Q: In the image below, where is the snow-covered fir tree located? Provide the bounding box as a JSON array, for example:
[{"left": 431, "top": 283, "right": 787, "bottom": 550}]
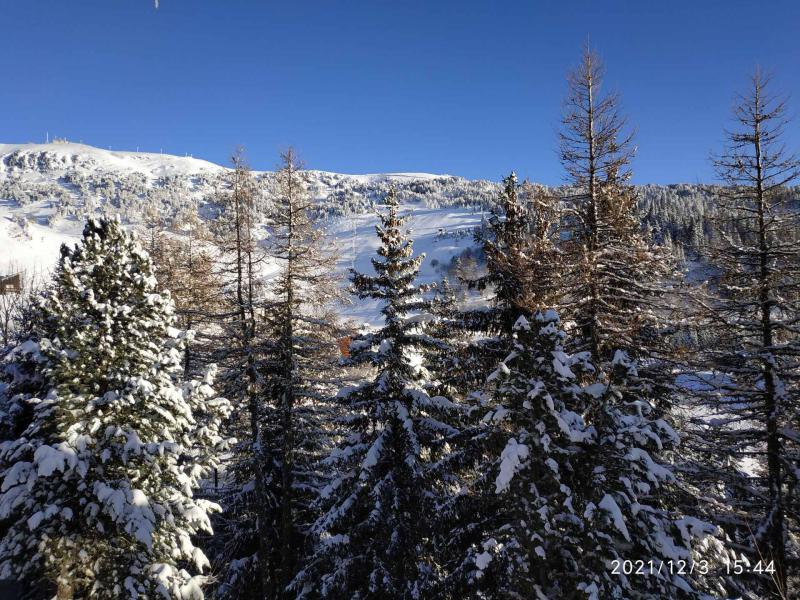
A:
[
  {"left": 469, "top": 173, "right": 561, "bottom": 315},
  {"left": 446, "top": 311, "right": 731, "bottom": 599},
  {"left": 573, "top": 350, "right": 731, "bottom": 599},
  {"left": 0, "top": 299, "right": 48, "bottom": 446},
  {"left": 443, "top": 311, "right": 592, "bottom": 598},
  {"left": 0, "top": 218, "right": 231, "bottom": 599},
  {"left": 292, "top": 188, "right": 458, "bottom": 599}
]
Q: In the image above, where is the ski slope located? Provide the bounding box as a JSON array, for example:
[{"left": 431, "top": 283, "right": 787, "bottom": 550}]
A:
[{"left": 329, "top": 204, "right": 483, "bottom": 326}]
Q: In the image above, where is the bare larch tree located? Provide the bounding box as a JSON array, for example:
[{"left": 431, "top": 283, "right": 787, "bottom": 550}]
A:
[
  {"left": 260, "top": 149, "right": 341, "bottom": 599},
  {"left": 559, "top": 45, "right": 672, "bottom": 364},
  {"left": 698, "top": 69, "right": 800, "bottom": 598}
]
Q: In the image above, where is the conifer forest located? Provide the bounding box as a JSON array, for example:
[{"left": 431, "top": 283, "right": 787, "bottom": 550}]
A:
[{"left": 0, "top": 4, "right": 798, "bottom": 599}]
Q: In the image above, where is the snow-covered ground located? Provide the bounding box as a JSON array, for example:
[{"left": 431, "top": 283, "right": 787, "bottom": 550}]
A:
[
  {"left": 0, "top": 142, "right": 223, "bottom": 182},
  {"left": 0, "top": 198, "right": 83, "bottom": 274}
]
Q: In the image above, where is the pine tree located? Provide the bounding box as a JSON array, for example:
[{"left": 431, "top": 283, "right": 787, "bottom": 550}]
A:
[
  {"left": 293, "top": 189, "right": 457, "bottom": 599},
  {"left": 0, "top": 218, "right": 230, "bottom": 599},
  {"left": 559, "top": 45, "right": 672, "bottom": 364},
  {"left": 258, "top": 149, "right": 342, "bottom": 599},
  {"left": 691, "top": 69, "right": 800, "bottom": 598},
  {"left": 473, "top": 173, "right": 561, "bottom": 318}
]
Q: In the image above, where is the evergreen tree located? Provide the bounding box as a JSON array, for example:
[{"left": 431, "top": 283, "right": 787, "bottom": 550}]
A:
[
  {"left": 443, "top": 172, "right": 562, "bottom": 393},
  {"left": 0, "top": 295, "right": 47, "bottom": 445},
  {"left": 573, "top": 351, "right": 731, "bottom": 600},
  {"left": 447, "top": 312, "right": 730, "bottom": 599},
  {"left": 293, "top": 189, "right": 457, "bottom": 599},
  {"left": 0, "top": 218, "right": 230, "bottom": 599},
  {"left": 473, "top": 173, "right": 561, "bottom": 316},
  {"left": 444, "top": 311, "right": 592, "bottom": 599}
]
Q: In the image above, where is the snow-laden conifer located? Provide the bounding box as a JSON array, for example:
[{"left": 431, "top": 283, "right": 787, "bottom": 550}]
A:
[
  {"left": 446, "top": 311, "right": 592, "bottom": 598},
  {"left": 293, "top": 188, "right": 458, "bottom": 599},
  {"left": 0, "top": 218, "right": 231, "bottom": 599},
  {"left": 449, "top": 311, "right": 731, "bottom": 599},
  {"left": 442, "top": 172, "right": 562, "bottom": 393},
  {"left": 573, "top": 351, "right": 731, "bottom": 599}
]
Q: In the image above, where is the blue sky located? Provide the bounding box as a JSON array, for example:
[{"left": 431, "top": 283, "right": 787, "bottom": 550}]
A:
[{"left": 2, "top": 0, "right": 798, "bottom": 183}]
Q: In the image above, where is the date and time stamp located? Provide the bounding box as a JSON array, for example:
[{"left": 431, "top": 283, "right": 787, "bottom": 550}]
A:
[{"left": 610, "top": 558, "right": 776, "bottom": 577}]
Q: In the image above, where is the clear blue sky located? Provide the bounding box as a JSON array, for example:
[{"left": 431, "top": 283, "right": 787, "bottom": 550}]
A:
[{"left": 2, "top": 0, "right": 798, "bottom": 183}]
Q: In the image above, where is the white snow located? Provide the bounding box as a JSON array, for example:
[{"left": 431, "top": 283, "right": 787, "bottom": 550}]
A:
[
  {"left": 0, "top": 142, "right": 223, "bottom": 179},
  {"left": 625, "top": 447, "right": 673, "bottom": 483},
  {"left": 495, "top": 438, "right": 529, "bottom": 493},
  {"left": 552, "top": 352, "right": 575, "bottom": 379},
  {"left": 597, "top": 493, "right": 630, "bottom": 541},
  {"left": 474, "top": 551, "right": 492, "bottom": 570},
  {"left": 33, "top": 443, "right": 78, "bottom": 477},
  {"left": 513, "top": 315, "right": 531, "bottom": 331},
  {"left": 361, "top": 430, "right": 387, "bottom": 472}
]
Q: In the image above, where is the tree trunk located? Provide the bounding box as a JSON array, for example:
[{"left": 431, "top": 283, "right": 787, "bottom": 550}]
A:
[
  {"left": 754, "top": 103, "right": 786, "bottom": 597},
  {"left": 57, "top": 561, "right": 73, "bottom": 600}
]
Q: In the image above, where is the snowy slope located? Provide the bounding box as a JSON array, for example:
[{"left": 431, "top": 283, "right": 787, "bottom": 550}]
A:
[
  {"left": 0, "top": 142, "right": 487, "bottom": 323},
  {"left": 0, "top": 200, "right": 79, "bottom": 274},
  {"left": 0, "top": 141, "right": 724, "bottom": 324},
  {"left": 330, "top": 205, "right": 483, "bottom": 326}
]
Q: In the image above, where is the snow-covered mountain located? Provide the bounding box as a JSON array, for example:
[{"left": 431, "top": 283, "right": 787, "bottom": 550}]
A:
[
  {"left": 0, "top": 142, "right": 223, "bottom": 179},
  {"left": 0, "top": 142, "right": 496, "bottom": 324},
  {"left": 0, "top": 141, "right": 736, "bottom": 323},
  {"left": 0, "top": 141, "right": 488, "bottom": 240}
]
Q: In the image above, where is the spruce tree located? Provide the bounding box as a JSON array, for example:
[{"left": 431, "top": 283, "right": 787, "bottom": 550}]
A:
[
  {"left": 0, "top": 218, "right": 230, "bottom": 599},
  {"left": 448, "top": 312, "right": 731, "bottom": 599},
  {"left": 573, "top": 351, "right": 731, "bottom": 599},
  {"left": 0, "top": 308, "right": 47, "bottom": 445},
  {"left": 293, "top": 189, "right": 457, "bottom": 599},
  {"left": 445, "top": 311, "right": 593, "bottom": 599}
]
